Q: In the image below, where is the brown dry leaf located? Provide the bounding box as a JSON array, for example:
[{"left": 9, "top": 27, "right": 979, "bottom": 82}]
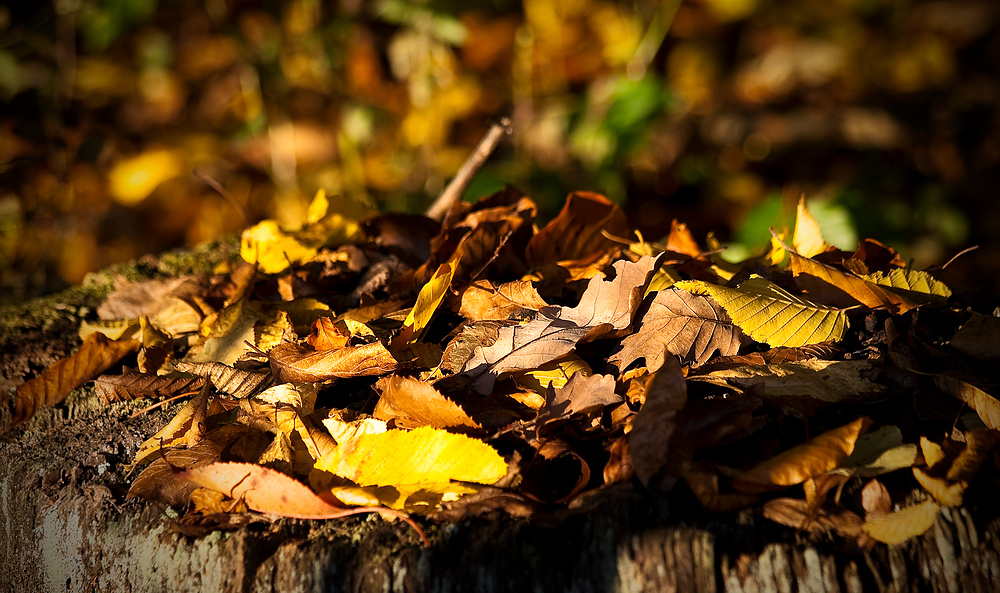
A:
[
  {"left": 457, "top": 279, "right": 548, "bottom": 321},
  {"left": 93, "top": 370, "right": 204, "bottom": 403},
  {"left": 138, "top": 316, "right": 173, "bottom": 373},
  {"left": 861, "top": 479, "right": 892, "bottom": 517},
  {"left": 681, "top": 461, "right": 760, "bottom": 513},
  {"left": 934, "top": 374, "right": 1000, "bottom": 430},
  {"left": 525, "top": 191, "right": 629, "bottom": 268},
  {"left": 460, "top": 255, "right": 662, "bottom": 393},
  {"left": 148, "top": 296, "right": 204, "bottom": 337},
  {"left": 949, "top": 313, "right": 1000, "bottom": 361},
  {"left": 629, "top": 357, "right": 687, "bottom": 491},
  {"left": 126, "top": 429, "right": 240, "bottom": 506},
  {"left": 269, "top": 340, "right": 398, "bottom": 383},
  {"left": 374, "top": 375, "right": 480, "bottom": 430},
  {"left": 537, "top": 372, "right": 620, "bottom": 426},
  {"left": 690, "top": 359, "right": 884, "bottom": 403},
  {"left": 520, "top": 439, "right": 591, "bottom": 503},
  {"left": 733, "top": 417, "right": 872, "bottom": 493},
  {"left": 172, "top": 360, "right": 272, "bottom": 399},
  {"left": 611, "top": 286, "right": 743, "bottom": 371},
  {"left": 98, "top": 275, "right": 203, "bottom": 320},
  {"left": 129, "top": 384, "right": 216, "bottom": 469},
  {"left": 14, "top": 333, "right": 140, "bottom": 425},
  {"left": 762, "top": 498, "right": 863, "bottom": 538},
  {"left": 775, "top": 232, "right": 916, "bottom": 312},
  {"left": 307, "top": 317, "right": 350, "bottom": 351},
  {"left": 862, "top": 500, "right": 940, "bottom": 544},
  {"left": 176, "top": 461, "right": 399, "bottom": 521},
  {"left": 947, "top": 429, "right": 1000, "bottom": 483}
]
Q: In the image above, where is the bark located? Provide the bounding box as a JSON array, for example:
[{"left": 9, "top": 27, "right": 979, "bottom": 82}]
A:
[{"left": 2, "top": 244, "right": 1000, "bottom": 593}]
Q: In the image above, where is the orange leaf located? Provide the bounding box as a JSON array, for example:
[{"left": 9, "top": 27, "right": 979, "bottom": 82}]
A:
[
  {"left": 374, "top": 375, "right": 480, "bottom": 430},
  {"left": 14, "top": 333, "right": 140, "bottom": 425},
  {"left": 733, "top": 417, "right": 871, "bottom": 492}
]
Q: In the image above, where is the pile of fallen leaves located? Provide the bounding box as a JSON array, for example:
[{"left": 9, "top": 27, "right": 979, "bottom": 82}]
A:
[{"left": 13, "top": 188, "right": 1000, "bottom": 547}]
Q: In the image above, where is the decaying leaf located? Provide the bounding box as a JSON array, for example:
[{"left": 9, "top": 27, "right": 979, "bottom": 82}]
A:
[
  {"left": 675, "top": 276, "right": 848, "bottom": 347},
  {"left": 762, "top": 497, "right": 863, "bottom": 538},
  {"left": 457, "top": 279, "right": 548, "bottom": 321},
  {"left": 536, "top": 372, "right": 620, "bottom": 427},
  {"left": 612, "top": 286, "right": 743, "bottom": 371},
  {"left": 733, "top": 417, "right": 871, "bottom": 493},
  {"left": 14, "top": 333, "right": 140, "bottom": 425},
  {"left": 862, "top": 500, "right": 940, "bottom": 544},
  {"left": 460, "top": 255, "right": 662, "bottom": 393},
  {"left": 690, "top": 359, "right": 884, "bottom": 403},
  {"left": 172, "top": 360, "right": 272, "bottom": 399},
  {"left": 93, "top": 370, "right": 204, "bottom": 403},
  {"left": 269, "top": 340, "right": 398, "bottom": 383}
]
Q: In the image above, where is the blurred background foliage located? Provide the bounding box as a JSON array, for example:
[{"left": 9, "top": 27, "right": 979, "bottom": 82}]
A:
[{"left": 2, "top": 0, "right": 999, "bottom": 304}]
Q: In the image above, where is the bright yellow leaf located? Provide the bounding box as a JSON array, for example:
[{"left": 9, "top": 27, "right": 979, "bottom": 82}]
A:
[
  {"left": 240, "top": 220, "right": 319, "bottom": 274},
  {"left": 793, "top": 196, "right": 830, "bottom": 258},
  {"left": 108, "top": 149, "right": 183, "bottom": 206},
  {"left": 315, "top": 425, "right": 507, "bottom": 488},
  {"left": 397, "top": 262, "right": 456, "bottom": 344},
  {"left": 516, "top": 354, "right": 593, "bottom": 393},
  {"left": 675, "top": 275, "right": 848, "bottom": 347}
]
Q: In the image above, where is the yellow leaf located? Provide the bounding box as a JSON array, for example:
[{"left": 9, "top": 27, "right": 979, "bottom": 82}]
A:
[
  {"left": 862, "top": 500, "right": 939, "bottom": 544},
  {"left": 920, "top": 436, "right": 947, "bottom": 469},
  {"left": 327, "top": 481, "right": 483, "bottom": 512},
  {"left": 675, "top": 276, "right": 848, "bottom": 347},
  {"left": 733, "top": 417, "right": 871, "bottom": 492},
  {"left": 863, "top": 268, "right": 951, "bottom": 299},
  {"left": 306, "top": 188, "right": 329, "bottom": 224},
  {"left": 516, "top": 354, "right": 593, "bottom": 393},
  {"left": 397, "top": 261, "right": 456, "bottom": 344},
  {"left": 108, "top": 149, "right": 183, "bottom": 206},
  {"left": 912, "top": 467, "right": 965, "bottom": 507},
  {"left": 934, "top": 375, "right": 1000, "bottom": 430},
  {"left": 240, "top": 220, "right": 318, "bottom": 274},
  {"left": 78, "top": 319, "right": 140, "bottom": 341},
  {"left": 793, "top": 196, "right": 830, "bottom": 258},
  {"left": 315, "top": 425, "right": 507, "bottom": 488}
]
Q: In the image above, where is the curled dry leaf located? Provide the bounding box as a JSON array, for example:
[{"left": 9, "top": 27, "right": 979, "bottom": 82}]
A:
[
  {"left": 934, "top": 374, "right": 1000, "bottom": 430},
  {"left": 457, "top": 279, "right": 548, "bottom": 321},
  {"left": 733, "top": 417, "right": 872, "bottom": 493},
  {"left": 525, "top": 191, "right": 629, "bottom": 268},
  {"left": 174, "top": 461, "right": 427, "bottom": 545},
  {"left": 93, "top": 370, "right": 204, "bottom": 403},
  {"left": 861, "top": 479, "right": 892, "bottom": 517},
  {"left": 14, "top": 333, "right": 140, "bottom": 425},
  {"left": 268, "top": 340, "right": 397, "bottom": 383},
  {"left": 172, "top": 360, "right": 272, "bottom": 399}
]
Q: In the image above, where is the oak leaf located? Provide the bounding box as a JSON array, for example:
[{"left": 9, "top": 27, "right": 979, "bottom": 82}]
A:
[{"left": 611, "top": 286, "right": 743, "bottom": 371}]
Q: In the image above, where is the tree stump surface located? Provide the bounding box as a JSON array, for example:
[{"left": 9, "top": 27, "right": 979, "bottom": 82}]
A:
[{"left": 3, "top": 246, "right": 1000, "bottom": 593}]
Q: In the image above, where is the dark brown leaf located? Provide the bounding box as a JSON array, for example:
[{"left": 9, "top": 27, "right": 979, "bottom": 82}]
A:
[
  {"left": 172, "top": 360, "right": 273, "bottom": 398},
  {"left": 628, "top": 357, "right": 687, "bottom": 491},
  {"left": 93, "top": 370, "right": 204, "bottom": 403}
]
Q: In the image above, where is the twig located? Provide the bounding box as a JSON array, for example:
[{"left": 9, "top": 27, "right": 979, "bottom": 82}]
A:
[
  {"left": 425, "top": 117, "right": 512, "bottom": 221},
  {"left": 941, "top": 245, "right": 979, "bottom": 270},
  {"left": 193, "top": 168, "right": 250, "bottom": 225},
  {"left": 129, "top": 390, "right": 200, "bottom": 418}
]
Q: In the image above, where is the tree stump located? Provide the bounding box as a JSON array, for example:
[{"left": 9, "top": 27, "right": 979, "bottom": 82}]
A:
[{"left": 3, "top": 244, "right": 999, "bottom": 593}]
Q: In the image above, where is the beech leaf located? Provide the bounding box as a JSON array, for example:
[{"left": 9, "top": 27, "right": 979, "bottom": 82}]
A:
[
  {"left": 93, "top": 370, "right": 204, "bottom": 403},
  {"left": 675, "top": 276, "right": 848, "bottom": 347},
  {"left": 269, "top": 340, "right": 398, "bottom": 383},
  {"left": 792, "top": 196, "right": 831, "bottom": 258},
  {"left": 862, "top": 500, "right": 940, "bottom": 544},
  {"left": 172, "top": 360, "right": 273, "bottom": 399},
  {"left": 934, "top": 374, "right": 1000, "bottom": 430}
]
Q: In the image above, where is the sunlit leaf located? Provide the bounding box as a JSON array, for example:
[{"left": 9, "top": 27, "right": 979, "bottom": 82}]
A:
[
  {"left": 675, "top": 276, "right": 848, "bottom": 347},
  {"left": 268, "top": 340, "right": 398, "bottom": 383},
  {"left": 315, "top": 425, "right": 507, "bottom": 488},
  {"left": 862, "top": 500, "right": 939, "bottom": 544},
  {"left": 396, "top": 261, "right": 456, "bottom": 344},
  {"left": 516, "top": 354, "right": 592, "bottom": 393},
  {"left": 733, "top": 417, "right": 871, "bottom": 492},
  {"left": 457, "top": 279, "right": 548, "bottom": 321},
  {"left": 863, "top": 268, "right": 951, "bottom": 299},
  {"left": 934, "top": 374, "right": 1000, "bottom": 430},
  {"left": 793, "top": 196, "right": 831, "bottom": 258},
  {"left": 611, "top": 286, "right": 743, "bottom": 370},
  {"left": 373, "top": 375, "right": 480, "bottom": 430},
  {"left": 240, "top": 220, "right": 319, "bottom": 274}
]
